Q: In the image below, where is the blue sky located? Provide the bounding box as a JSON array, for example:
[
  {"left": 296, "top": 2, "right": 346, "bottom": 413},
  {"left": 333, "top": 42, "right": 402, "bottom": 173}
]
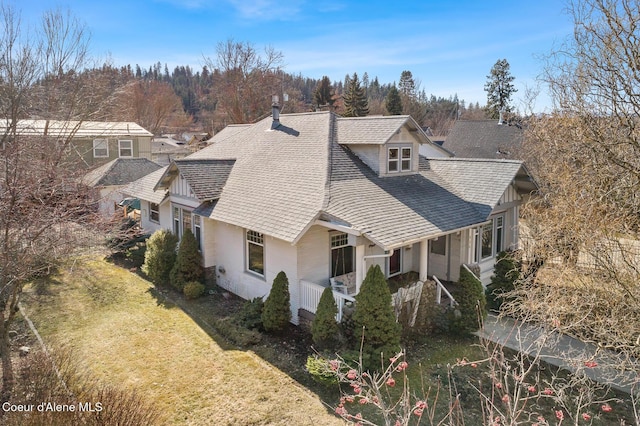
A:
[{"left": 21, "top": 0, "right": 573, "bottom": 112}]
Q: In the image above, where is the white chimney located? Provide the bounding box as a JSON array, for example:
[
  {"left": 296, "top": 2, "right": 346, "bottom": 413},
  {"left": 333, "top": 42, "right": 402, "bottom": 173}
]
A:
[{"left": 271, "top": 94, "right": 280, "bottom": 129}]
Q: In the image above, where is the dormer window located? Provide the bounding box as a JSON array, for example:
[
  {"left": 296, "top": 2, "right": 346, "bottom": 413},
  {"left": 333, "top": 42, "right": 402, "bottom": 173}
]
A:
[{"left": 388, "top": 146, "right": 412, "bottom": 173}]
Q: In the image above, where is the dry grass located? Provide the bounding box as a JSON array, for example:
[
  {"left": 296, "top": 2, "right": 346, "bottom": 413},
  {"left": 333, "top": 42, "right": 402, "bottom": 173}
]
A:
[{"left": 21, "top": 256, "right": 343, "bottom": 425}]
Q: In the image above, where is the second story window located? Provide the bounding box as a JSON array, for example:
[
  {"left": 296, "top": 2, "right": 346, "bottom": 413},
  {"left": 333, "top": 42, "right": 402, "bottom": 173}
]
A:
[
  {"left": 119, "top": 140, "right": 133, "bottom": 157},
  {"left": 93, "top": 139, "right": 108, "bottom": 158},
  {"left": 388, "top": 146, "right": 412, "bottom": 173}
]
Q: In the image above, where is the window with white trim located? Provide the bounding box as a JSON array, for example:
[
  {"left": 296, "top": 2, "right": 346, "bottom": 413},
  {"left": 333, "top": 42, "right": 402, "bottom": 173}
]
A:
[
  {"left": 246, "top": 230, "right": 264, "bottom": 276},
  {"left": 472, "top": 215, "right": 506, "bottom": 262},
  {"left": 149, "top": 202, "right": 160, "bottom": 223},
  {"left": 118, "top": 139, "right": 133, "bottom": 157},
  {"left": 387, "top": 146, "right": 412, "bottom": 173},
  {"left": 193, "top": 214, "right": 202, "bottom": 251},
  {"left": 330, "top": 233, "right": 354, "bottom": 277},
  {"left": 93, "top": 139, "right": 108, "bottom": 158},
  {"left": 388, "top": 248, "right": 402, "bottom": 277},
  {"left": 173, "top": 206, "right": 181, "bottom": 239}
]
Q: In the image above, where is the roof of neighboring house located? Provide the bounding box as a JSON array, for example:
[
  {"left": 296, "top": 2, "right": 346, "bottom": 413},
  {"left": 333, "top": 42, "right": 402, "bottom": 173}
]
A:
[
  {"left": 82, "top": 158, "right": 162, "bottom": 187},
  {"left": 126, "top": 112, "right": 534, "bottom": 249},
  {"left": 443, "top": 119, "right": 524, "bottom": 159},
  {"left": 3, "top": 119, "right": 153, "bottom": 138}
]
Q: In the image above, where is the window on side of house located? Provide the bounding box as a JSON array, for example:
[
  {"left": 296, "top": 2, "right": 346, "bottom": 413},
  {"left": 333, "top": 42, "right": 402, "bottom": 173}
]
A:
[
  {"left": 149, "top": 202, "right": 160, "bottom": 223},
  {"left": 193, "top": 214, "right": 202, "bottom": 251},
  {"left": 401, "top": 147, "right": 411, "bottom": 171},
  {"left": 388, "top": 248, "right": 402, "bottom": 277},
  {"left": 495, "top": 216, "right": 504, "bottom": 254},
  {"left": 330, "top": 233, "right": 354, "bottom": 277},
  {"left": 430, "top": 236, "right": 446, "bottom": 256},
  {"left": 118, "top": 139, "right": 133, "bottom": 157},
  {"left": 93, "top": 139, "right": 108, "bottom": 158},
  {"left": 481, "top": 220, "right": 494, "bottom": 259},
  {"left": 173, "top": 206, "right": 181, "bottom": 239},
  {"left": 246, "top": 230, "right": 265, "bottom": 276},
  {"left": 387, "top": 147, "right": 399, "bottom": 172}
]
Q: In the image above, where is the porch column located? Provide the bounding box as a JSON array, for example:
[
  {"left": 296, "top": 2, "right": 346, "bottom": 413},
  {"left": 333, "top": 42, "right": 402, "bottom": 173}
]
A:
[
  {"left": 355, "top": 244, "right": 364, "bottom": 294},
  {"left": 419, "top": 239, "right": 429, "bottom": 281}
]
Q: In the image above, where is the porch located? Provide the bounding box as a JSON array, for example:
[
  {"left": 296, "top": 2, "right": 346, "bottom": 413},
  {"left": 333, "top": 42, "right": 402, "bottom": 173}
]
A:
[{"left": 298, "top": 271, "right": 457, "bottom": 322}]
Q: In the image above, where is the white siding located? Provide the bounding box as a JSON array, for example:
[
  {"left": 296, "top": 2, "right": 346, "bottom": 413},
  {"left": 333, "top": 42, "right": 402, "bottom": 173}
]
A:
[
  {"left": 139, "top": 200, "right": 170, "bottom": 234},
  {"left": 169, "top": 174, "right": 196, "bottom": 199},
  {"left": 297, "top": 225, "right": 330, "bottom": 285}
]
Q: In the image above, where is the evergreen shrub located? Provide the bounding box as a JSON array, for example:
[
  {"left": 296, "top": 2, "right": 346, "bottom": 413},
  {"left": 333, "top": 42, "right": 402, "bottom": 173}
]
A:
[
  {"left": 170, "top": 228, "right": 203, "bottom": 291},
  {"left": 142, "top": 229, "right": 178, "bottom": 286},
  {"left": 262, "top": 271, "right": 291, "bottom": 333}
]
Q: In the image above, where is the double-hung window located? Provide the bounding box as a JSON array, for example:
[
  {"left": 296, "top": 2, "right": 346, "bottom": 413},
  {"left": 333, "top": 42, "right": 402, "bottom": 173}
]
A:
[
  {"left": 118, "top": 139, "right": 133, "bottom": 157},
  {"left": 246, "top": 230, "right": 265, "bottom": 276},
  {"left": 387, "top": 146, "right": 412, "bottom": 173},
  {"left": 473, "top": 215, "right": 506, "bottom": 261},
  {"left": 193, "top": 215, "right": 202, "bottom": 251},
  {"left": 149, "top": 203, "right": 160, "bottom": 223},
  {"left": 93, "top": 139, "right": 108, "bottom": 158},
  {"left": 330, "top": 233, "right": 354, "bottom": 277}
]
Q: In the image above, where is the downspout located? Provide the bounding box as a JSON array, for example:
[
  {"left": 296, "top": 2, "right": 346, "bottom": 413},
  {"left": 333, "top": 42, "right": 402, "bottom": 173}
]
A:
[{"left": 361, "top": 249, "right": 394, "bottom": 293}]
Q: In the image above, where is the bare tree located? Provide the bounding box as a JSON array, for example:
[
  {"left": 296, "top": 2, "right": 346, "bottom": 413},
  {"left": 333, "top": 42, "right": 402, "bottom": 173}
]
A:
[
  {"left": 0, "top": 5, "right": 121, "bottom": 402},
  {"left": 204, "top": 39, "right": 284, "bottom": 124},
  {"left": 506, "top": 0, "right": 640, "bottom": 417}
]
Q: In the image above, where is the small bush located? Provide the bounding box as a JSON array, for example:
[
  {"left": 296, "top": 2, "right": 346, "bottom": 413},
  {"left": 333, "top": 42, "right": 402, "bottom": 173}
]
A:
[
  {"left": 262, "top": 271, "right": 291, "bottom": 333},
  {"left": 238, "top": 297, "right": 264, "bottom": 330},
  {"left": 452, "top": 265, "right": 487, "bottom": 334},
  {"left": 306, "top": 355, "right": 339, "bottom": 386},
  {"left": 212, "top": 317, "right": 262, "bottom": 346},
  {"left": 170, "top": 228, "right": 203, "bottom": 291},
  {"left": 486, "top": 250, "right": 521, "bottom": 311},
  {"left": 142, "top": 229, "right": 178, "bottom": 286},
  {"left": 183, "top": 281, "right": 205, "bottom": 299},
  {"left": 311, "top": 286, "right": 340, "bottom": 350}
]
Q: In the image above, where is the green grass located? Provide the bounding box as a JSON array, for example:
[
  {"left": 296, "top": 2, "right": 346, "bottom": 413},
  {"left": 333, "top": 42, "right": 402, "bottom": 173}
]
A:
[{"left": 22, "top": 256, "right": 342, "bottom": 426}]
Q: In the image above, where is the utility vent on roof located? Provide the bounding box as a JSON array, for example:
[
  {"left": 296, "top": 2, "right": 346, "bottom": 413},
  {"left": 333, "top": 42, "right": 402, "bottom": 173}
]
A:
[{"left": 271, "top": 95, "right": 280, "bottom": 129}]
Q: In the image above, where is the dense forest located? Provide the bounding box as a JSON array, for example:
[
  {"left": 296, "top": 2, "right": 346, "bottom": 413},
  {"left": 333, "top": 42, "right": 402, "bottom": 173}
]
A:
[{"left": 62, "top": 43, "right": 489, "bottom": 136}]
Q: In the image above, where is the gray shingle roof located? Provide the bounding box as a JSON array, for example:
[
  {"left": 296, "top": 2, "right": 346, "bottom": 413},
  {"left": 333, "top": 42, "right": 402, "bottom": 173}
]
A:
[
  {"left": 444, "top": 120, "right": 523, "bottom": 159},
  {"left": 173, "top": 159, "right": 235, "bottom": 201},
  {"left": 335, "top": 115, "right": 417, "bottom": 145},
  {"left": 128, "top": 112, "right": 532, "bottom": 247},
  {"left": 82, "top": 158, "right": 162, "bottom": 187},
  {"left": 123, "top": 166, "right": 169, "bottom": 204}
]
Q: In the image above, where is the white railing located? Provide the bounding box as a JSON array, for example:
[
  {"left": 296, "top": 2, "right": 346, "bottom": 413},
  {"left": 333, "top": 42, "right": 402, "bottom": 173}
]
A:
[
  {"left": 462, "top": 263, "right": 481, "bottom": 283},
  {"left": 299, "top": 279, "right": 355, "bottom": 322},
  {"left": 433, "top": 275, "right": 456, "bottom": 307}
]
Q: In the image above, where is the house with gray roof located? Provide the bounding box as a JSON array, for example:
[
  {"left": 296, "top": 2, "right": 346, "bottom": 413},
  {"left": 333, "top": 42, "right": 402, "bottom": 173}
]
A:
[
  {"left": 82, "top": 157, "right": 162, "bottom": 217},
  {"left": 125, "top": 109, "right": 535, "bottom": 324},
  {"left": 2, "top": 119, "right": 153, "bottom": 168},
  {"left": 442, "top": 119, "right": 524, "bottom": 159}
]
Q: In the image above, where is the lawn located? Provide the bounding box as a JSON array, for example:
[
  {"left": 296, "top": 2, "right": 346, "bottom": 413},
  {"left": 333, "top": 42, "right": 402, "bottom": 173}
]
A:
[{"left": 21, "top": 256, "right": 343, "bottom": 426}]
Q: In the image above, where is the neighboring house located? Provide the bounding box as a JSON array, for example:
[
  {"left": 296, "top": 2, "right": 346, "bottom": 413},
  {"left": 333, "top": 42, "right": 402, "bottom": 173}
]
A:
[
  {"left": 442, "top": 119, "right": 524, "bottom": 159},
  {"left": 151, "top": 137, "right": 192, "bottom": 166},
  {"left": 6, "top": 119, "right": 153, "bottom": 168},
  {"left": 125, "top": 110, "right": 536, "bottom": 324},
  {"left": 82, "top": 158, "right": 162, "bottom": 217}
]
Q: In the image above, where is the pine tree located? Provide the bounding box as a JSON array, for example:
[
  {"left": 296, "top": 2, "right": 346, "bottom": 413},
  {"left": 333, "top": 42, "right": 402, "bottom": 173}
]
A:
[
  {"left": 452, "top": 265, "right": 487, "bottom": 334},
  {"left": 262, "top": 271, "right": 291, "bottom": 333},
  {"left": 313, "top": 76, "right": 335, "bottom": 109},
  {"left": 484, "top": 58, "right": 517, "bottom": 119},
  {"left": 385, "top": 85, "right": 403, "bottom": 115},
  {"left": 342, "top": 72, "right": 369, "bottom": 117},
  {"left": 142, "top": 229, "right": 178, "bottom": 286},
  {"left": 311, "top": 286, "right": 340, "bottom": 350},
  {"left": 353, "top": 265, "right": 401, "bottom": 368},
  {"left": 169, "top": 228, "right": 203, "bottom": 291},
  {"left": 398, "top": 70, "right": 416, "bottom": 98}
]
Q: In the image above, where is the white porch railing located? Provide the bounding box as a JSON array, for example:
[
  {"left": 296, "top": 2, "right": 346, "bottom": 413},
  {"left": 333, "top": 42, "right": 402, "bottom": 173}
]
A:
[
  {"left": 433, "top": 275, "right": 457, "bottom": 307},
  {"left": 299, "top": 279, "right": 355, "bottom": 322}
]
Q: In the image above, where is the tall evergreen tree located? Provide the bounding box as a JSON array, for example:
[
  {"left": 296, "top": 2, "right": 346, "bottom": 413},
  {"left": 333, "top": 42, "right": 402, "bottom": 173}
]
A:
[
  {"left": 262, "top": 271, "right": 292, "bottom": 333},
  {"left": 398, "top": 70, "right": 416, "bottom": 98},
  {"left": 311, "top": 286, "right": 340, "bottom": 350},
  {"left": 313, "top": 75, "right": 335, "bottom": 109},
  {"left": 385, "top": 85, "right": 403, "bottom": 115},
  {"left": 342, "top": 72, "right": 369, "bottom": 117},
  {"left": 353, "top": 265, "right": 401, "bottom": 369},
  {"left": 169, "top": 228, "right": 203, "bottom": 291},
  {"left": 484, "top": 58, "right": 517, "bottom": 119}
]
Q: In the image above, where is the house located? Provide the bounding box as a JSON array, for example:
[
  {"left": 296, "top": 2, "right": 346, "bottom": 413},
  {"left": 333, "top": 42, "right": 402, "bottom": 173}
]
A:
[
  {"left": 125, "top": 108, "right": 536, "bottom": 324},
  {"left": 6, "top": 119, "right": 153, "bottom": 168},
  {"left": 441, "top": 119, "right": 524, "bottom": 159},
  {"left": 82, "top": 158, "right": 162, "bottom": 217}
]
